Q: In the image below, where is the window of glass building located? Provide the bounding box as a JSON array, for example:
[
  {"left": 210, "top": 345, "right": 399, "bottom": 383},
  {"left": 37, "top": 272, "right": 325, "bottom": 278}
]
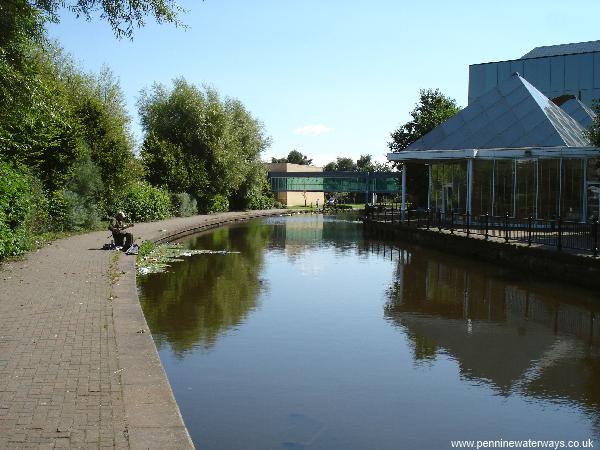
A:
[
  {"left": 472, "top": 160, "right": 494, "bottom": 216},
  {"left": 515, "top": 159, "right": 536, "bottom": 217},
  {"left": 537, "top": 159, "right": 561, "bottom": 219},
  {"left": 493, "top": 160, "right": 513, "bottom": 217},
  {"left": 560, "top": 159, "right": 584, "bottom": 221},
  {"left": 430, "top": 162, "right": 467, "bottom": 213}
]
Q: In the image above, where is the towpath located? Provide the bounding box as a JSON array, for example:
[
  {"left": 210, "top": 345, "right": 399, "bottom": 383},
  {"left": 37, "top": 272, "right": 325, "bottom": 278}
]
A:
[{"left": 0, "top": 210, "right": 287, "bottom": 449}]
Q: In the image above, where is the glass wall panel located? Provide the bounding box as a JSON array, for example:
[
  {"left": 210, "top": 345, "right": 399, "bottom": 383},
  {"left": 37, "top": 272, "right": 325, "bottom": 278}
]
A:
[
  {"left": 468, "top": 65, "right": 486, "bottom": 103},
  {"left": 565, "top": 54, "right": 579, "bottom": 90},
  {"left": 524, "top": 58, "right": 551, "bottom": 94},
  {"left": 510, "top": 60, "right": 524, "bottom": 78},
  {"left": 493, "top": 160, "right": 513, "bottom": 216},
  {"left": 515, "top": 160, "right": 536, "bottom": 217},
  {"left": 472, "top": 160, "right": 494, "bottom": 216},
  {"left": 538, "top": 159, "right": 560, "bottom": 218},
  {"left": 550, "top": 56, "right": 565, "bottom": 92},
  {"left": 483, "top": 64, "right": 498, "bottom": 93},
  {"left": 561, "top": 159, "right": 583, "bottom": 220},
  {"left": 497, "top": 61, "right": 512, "bottom": 84},
  {"left": 430, "top": 162, "right": 467, "bottom": 213},
  {"left": 580, "top": 54, "right": 594, "bottom": 89},
  {"left": 594, "top": 54, "right": 600, "bottom": 89},
  {"left": 586, "top": 159, "right": 600, "bottom": 220}
]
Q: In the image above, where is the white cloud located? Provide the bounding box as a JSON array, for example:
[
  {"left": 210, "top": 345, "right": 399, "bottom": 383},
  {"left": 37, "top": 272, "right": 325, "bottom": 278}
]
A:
[{"left": 293, "top": 124, "right": 332, "bottom": 136}]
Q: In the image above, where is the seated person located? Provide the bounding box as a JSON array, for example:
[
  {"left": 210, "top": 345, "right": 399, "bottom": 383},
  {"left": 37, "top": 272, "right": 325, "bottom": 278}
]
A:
[{"left": 109, "top": 211, "right": 134, "bottom": 249}]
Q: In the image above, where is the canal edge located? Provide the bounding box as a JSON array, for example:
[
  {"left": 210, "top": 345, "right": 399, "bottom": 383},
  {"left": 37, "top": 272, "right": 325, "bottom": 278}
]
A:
[
  {"left": 114, "top": 209, "right": 309, "bottom": 449},
  {"left": 363, "top": 219, "right": 600, "bottom": 290}
]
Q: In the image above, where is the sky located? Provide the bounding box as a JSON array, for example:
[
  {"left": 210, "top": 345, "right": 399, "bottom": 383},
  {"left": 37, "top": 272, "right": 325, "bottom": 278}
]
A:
[{"left": 48, "top": 0, "right": 600, "bottom": 167}]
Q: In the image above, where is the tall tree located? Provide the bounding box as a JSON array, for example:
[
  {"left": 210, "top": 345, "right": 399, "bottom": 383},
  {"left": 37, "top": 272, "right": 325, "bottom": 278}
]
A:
[
  {"left": 139, "top": 78, "right": 271, "bottom": 212},
  {"left": 388, "top": 89, "right": 460, "bottom": 207},
  {"left": 388, "top": 89, "right": 460, "bottom": 152}
]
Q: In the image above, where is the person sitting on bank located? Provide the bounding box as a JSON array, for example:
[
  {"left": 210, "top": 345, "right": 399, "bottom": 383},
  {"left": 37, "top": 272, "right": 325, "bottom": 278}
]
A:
[{"left": 109, "top": 211, "right": 134, "bottom": 250}]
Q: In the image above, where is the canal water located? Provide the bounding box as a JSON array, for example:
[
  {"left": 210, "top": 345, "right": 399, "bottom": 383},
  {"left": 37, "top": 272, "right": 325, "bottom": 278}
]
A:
[{"left": 137, "top": 215, "right": 600, "bottom": 450}]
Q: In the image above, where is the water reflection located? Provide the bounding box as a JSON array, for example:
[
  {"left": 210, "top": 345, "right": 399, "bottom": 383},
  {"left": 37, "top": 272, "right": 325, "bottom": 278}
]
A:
[
  {"left": 265, "top": 215, "right": 365, "bottom": 256},
  {"left": 138, "top": 221, "right": 272, "bottom": 354},
  {"left": 138, "top": 217, "right": 600, "bottom": 448},
  {"left": 382, "top": 240, "right": 600, "bottom": 416}
]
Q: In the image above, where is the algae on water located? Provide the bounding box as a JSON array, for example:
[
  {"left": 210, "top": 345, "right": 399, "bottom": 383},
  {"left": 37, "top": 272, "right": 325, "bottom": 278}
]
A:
[{"left": 136, "top": 242, "right": 240, "bottom": 275}]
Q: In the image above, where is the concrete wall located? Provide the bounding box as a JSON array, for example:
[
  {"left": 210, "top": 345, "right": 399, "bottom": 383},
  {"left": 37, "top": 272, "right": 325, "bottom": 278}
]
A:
[
  {"left": 277, "top": 191, "right": 325, "bottom": 207},
  {"left": 266, "top": 163, "right": 323, "bottom": 173},
  {"left": 266, "top": 163, "right": 325, "bottom": 206}
]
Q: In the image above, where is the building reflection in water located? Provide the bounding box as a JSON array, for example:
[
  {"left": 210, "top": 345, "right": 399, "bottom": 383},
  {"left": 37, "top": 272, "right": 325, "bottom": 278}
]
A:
[
  {"left": 379, "top": 239, "right": 600, "bottom": 424},
  {"left": 264, "top": 214, "right": 365, "bottom": 258}
]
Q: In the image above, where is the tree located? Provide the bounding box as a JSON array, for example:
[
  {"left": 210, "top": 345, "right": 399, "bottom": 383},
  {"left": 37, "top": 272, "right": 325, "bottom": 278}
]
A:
[
  {"left": 323, "top": 161, "right": 337, "bottom": 172},
  {"left": 388, "top": 88, "right": 460, "bottom": 207},
  {"left": 323, "top": 157, "right": 357, "bottom": 172},
  {"left": 287, "top": 150, "right": 312, "bottom": 165},
  {"left": 588, "top": 101, "right": 600, "bottom": 147},
  {"left": 388, "top": 88, "right": 460, "bottom": 152},
  {"left": 139, "top": 78, "right": 271, "bottom": 212},
  {"left": 357, "top": 154, "right": 374, "bottom": 172},
  {"left": 6, "top": 0, "right": 185, "bottom": 40},
  {"left": 270, "top": 149, "right": 312, "bottom": 165},
  {"left": 323, "top": 155, "right": 390, "bottom": 172}
]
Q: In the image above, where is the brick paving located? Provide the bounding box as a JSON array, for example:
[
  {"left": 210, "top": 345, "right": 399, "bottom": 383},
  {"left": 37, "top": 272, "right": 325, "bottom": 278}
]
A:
[{"left": 0, "top": 210, "right": 287, "bottom": 449}]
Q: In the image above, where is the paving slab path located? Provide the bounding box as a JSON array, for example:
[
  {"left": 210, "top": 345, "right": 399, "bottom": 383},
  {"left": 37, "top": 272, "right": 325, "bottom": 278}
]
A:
[{"left": 0, "top": 210, "right": 288, "bottom": 449}]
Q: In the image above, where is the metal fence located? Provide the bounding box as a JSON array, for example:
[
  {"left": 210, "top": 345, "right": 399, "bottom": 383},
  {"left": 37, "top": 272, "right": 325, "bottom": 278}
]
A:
[{"left": 365, "top": 206, "right": 600, "bottom": 256}]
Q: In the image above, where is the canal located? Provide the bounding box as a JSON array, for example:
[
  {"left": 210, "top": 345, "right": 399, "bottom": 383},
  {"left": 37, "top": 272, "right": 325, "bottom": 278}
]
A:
[{"left": 137, "top": 215, "right": 600, "bottom": 450}]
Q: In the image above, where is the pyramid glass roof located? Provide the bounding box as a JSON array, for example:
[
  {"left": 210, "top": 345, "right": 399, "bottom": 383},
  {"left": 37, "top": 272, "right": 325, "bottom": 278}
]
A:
[
  {"left": 558, "top": 98, "right": 596, "bottom": 129},
  {"left": 407, "top": 74, "right": 590, "bottom": 151}
]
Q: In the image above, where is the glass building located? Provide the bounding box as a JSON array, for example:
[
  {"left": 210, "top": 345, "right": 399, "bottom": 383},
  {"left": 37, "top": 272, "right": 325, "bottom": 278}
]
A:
[
  {"left": 388, "top": 69, "right": 600, "bottom": 222},
  {"left": 469, "top": 40, "right": 600, "bottom": 107}
]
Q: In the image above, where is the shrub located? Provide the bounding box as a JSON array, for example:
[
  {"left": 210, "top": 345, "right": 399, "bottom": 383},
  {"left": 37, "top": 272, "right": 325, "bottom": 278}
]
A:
[
  {"left": 208, "top": 194, "right": 229, "bottom": 213},
  {"left": 170, "top": 192, "right": 197, "bottom": 217},
  {"left": 247, "top": 193, "right": 274, "bottom": 210},
  {"left": 61, "top": 153, "right": 103, "bottom": 230},
  {"left": 47, "top": 190, "right": 70, "bottom": 231},
  {"left": 27, "top": 177, "right": 50, "bottom": 234},
  {"left": 0, "top": 162, "right": 34, "bottom": 258},
  {"left": 117, "top": 181, "right": 172, "bottom": 222},
  {"left": 63, "top": 190, "right": 102, "bottom": 230}
]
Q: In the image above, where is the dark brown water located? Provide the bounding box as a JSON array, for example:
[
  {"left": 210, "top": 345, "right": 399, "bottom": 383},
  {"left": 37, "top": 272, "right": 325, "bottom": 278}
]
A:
[{"left": 137, "top": 215, "right": 600, "bottom": 450}]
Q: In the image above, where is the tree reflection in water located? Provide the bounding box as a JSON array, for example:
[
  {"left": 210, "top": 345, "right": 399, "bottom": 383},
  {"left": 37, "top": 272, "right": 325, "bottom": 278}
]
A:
[
  {"left": 138, "top": 221, "right": 272, "bottom": 355},
  {"left": 138, "top": 216, "right": 366, "bottom": 356}
]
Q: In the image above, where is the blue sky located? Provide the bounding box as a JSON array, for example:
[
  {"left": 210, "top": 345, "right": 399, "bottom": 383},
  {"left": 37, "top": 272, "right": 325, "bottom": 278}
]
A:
[{"left": 48, "top": 0, "right": 600, "bottom": 166}]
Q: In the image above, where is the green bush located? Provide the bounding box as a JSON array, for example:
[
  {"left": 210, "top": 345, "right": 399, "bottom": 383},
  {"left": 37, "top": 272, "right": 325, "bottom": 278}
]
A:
[
  {"left": 63, "top": 190, "right": 102, "bottom": 230},
  {"left": 61, "top": 153, "right": 103, "bottom": 230},
  {"left": 247, "top": 193, "right": 274, "bottom": 210},
  {"left": 208, "top": 194, "right": 229, "bottom": 213},
  {"left": 117, "top": 181, "right": 172, "bottom": 222},
  {"left": 0, "top": 162, "right": 34, "bottom": 258},
  {"left": 24, "top": 176, "right": 50, "bottom": 234},
  {"left": 47, "top": 190, "right": 70, "bottom": 231},
  {"left": 170, "top": 192, "right": 197, "bottom": 217}
]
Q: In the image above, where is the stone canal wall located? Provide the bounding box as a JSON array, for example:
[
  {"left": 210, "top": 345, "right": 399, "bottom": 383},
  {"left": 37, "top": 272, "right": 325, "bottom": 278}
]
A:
[{"left": 363, "top": 219, "right": 600, "bottom": 290}]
